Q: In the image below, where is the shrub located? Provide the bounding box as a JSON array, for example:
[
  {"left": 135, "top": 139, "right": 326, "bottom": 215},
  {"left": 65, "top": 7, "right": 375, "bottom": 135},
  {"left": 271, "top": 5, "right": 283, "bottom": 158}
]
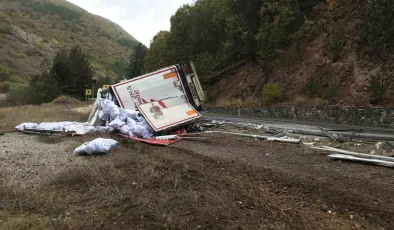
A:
[
  {"left": 215, "top": 98, "right": 243, "bottom": 107},
  {"left": 10, "top": 52, "right": 26, "bottom": 58},
  {"left": 0, "top": 81, "right": 10, "bottom": 93},
  {"left": 51, "top": 95, "right": 81, "bottom": 105},
  {"left": 195, "top": 52, "right": 215, "bottom": 79},
  {"left": 0, "top": 64, "right": 13, "bottom": 81},
  {"left": 329, "top": 39, "right": 344, "bottom": 62},
  {"left": 326, "top": 87, "right": 338, "bottom": 103},
  {"left": 7, "top": 76, "right": 26, "bottom": 84},
  {"left": 262, "top": 83, "right": 283, "bottom": 105},
  {"left": 303, "top": 75, "right": 319, "bottom": 96},
  {"left": 369, "top": 65, "right": 393, "bottom": 104},
  {"left": 6, "top": 83, "right": 31, "bottom": 105}
]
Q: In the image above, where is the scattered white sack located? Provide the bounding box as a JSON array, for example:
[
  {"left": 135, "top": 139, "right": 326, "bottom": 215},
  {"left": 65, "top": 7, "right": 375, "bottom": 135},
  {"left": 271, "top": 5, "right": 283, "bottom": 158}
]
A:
[
  {"left": 119, "top": 125, "right": 131, "bottom": 135},
  {"left": 127, "top": 117, "right": 137, "bottom": 127},
  {"left": 97, "top": 98, "right": 119, "bottom": 120},
  {"left": 73, "top": 138, "right": 118, "bottom": 155},
  {"left": 118, "top": 108, "right": 139, "bottom": 121},
  {"left": 66, "top": 125, "right": 114, "bottom": 135},
  {"left": 138, "top": 120, "right": 154, "bottom": 133},
  {"left": 36, "top": 122, "right": 78, "bottom": 131},
  {"left": 130, "top": 125, "right": 153, "bottom": 139},
  {"left": 108, "top": 117, "right": 125, "bottom": 129},
  {"left": 15, "top": 123, "right": 38, "bottom": 131}
]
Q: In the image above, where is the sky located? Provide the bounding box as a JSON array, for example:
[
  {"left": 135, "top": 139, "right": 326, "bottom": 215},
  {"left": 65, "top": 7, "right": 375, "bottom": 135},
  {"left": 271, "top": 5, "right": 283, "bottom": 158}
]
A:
[{"left": 66, "top": 0, "right": 194, "bottom": 47}]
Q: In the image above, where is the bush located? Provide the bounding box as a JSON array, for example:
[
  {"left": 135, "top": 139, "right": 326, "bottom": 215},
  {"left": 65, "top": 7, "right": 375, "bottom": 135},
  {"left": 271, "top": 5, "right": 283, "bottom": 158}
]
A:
[
  {"left": 0, "top": 64, "right": 13, "bottom": 81},
  {"left": 369, "top": 65, "right": 393, "bottom": 104},
  {"left": 262, "top": 83, "right": 283, "bottom": 105},
  {"left": 10, "top": 52, "right": 26, "bottom": 58},
  {"left": 7, "top": 76, "right": 26, "bottom": 84},
  {"left": 0, "top": 81, "right": 10, "bottom": 93},
  {"left": 51, "top": 95, "right": 81, "bottom": 105},
  {"left": 303, "top": 75, "right": 319, "bottom": 96},
  {"left": 6, "top": 83, "right": 31, "bottom": 105},
  {"left": 329, "top": 39, "right": 344, "bottom": 62},
  {"left": 195, "top": 52, "right": 215, "bottom": 79}
]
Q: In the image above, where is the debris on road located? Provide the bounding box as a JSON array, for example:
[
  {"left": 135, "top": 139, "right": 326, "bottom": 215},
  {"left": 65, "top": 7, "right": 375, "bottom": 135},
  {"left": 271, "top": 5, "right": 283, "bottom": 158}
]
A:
[
  {"left": 319, "top": 127, "right": 345, "bottom": 142},
  {"left": 73, "top": 138, "right": 118, "bottom": 156},
  {"left": 371, "top": 141, "right": 394, "bottom": 157},
  {"left": 315, "top": 146, "right": 394, "bottom": 168},
  {"left": 266, "top": 137, "right": 301, "bottom": 144},
  {"left": 328, "top": 154, "right": 394, "bottom": 168}
]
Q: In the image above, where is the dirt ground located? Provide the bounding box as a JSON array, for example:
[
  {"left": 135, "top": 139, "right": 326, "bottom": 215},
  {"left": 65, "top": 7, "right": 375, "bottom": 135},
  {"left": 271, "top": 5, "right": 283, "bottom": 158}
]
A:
[{"left": 1, "top": 130, "right": 394, "bottom": 229}]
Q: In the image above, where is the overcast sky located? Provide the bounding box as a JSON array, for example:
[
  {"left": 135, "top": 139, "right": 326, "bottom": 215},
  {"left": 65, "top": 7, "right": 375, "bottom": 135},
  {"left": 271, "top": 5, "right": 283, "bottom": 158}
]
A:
[{"left": 66, "top": 0, "right": 194, "bottom": 47}]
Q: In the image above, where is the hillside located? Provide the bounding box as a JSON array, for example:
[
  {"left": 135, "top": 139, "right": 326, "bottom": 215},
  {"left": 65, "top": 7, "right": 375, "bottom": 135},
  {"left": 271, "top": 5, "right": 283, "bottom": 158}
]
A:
[
  {"left": 134, "top": 0, "right": 393, "bottom": 107},
  {"left": 206, "top": 0, "right": 394, "bottom": 106},
  {"left": 0, "top": 0, "right": 139, "bottom": 82}
]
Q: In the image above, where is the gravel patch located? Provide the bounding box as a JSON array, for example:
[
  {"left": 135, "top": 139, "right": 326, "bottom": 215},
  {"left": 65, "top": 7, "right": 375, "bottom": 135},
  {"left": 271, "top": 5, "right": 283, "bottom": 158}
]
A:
[{"left": 0, "top": 133, "right": 92, "bottom": 187}]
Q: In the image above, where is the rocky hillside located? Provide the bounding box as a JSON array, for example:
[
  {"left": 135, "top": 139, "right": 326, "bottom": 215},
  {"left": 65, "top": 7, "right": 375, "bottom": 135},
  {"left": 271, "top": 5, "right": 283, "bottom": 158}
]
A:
[
  {"left": 207, "top": 0, "right": 393, "bottom": 106},
  {"left": 0, "top": 0, "right": 139, "bottom": 81}
]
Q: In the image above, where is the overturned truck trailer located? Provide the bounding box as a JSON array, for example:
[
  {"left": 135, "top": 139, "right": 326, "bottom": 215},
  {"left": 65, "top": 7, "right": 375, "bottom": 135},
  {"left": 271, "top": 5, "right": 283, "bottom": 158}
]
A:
[{"left": 89, "top": 63, "right": 205, "bottom": 134}]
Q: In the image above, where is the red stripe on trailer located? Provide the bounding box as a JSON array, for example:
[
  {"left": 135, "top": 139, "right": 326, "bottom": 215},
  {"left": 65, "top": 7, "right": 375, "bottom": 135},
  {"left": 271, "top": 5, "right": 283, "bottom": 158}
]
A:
[
  {"left": 137, "top": 104, "right": 200, "bottom": 131},
  {"left": 158, "top": 100, "right": 167, "bottom": 109}
]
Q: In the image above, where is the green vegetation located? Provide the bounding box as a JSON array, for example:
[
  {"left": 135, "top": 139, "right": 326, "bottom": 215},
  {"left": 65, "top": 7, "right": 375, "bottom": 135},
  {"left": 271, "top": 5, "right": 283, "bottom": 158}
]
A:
[
  {"left": 362, "top": 0, "right": 394, "bottom": 59},
  {"left": 0, "top": 65, "right": 13, "bottom": 82},
  {"left": 7, "top": 46, "right": 94, "bottom": 105},
  {"left": 262, "top": 82, "right": 283, "bottom": 105},
  {"left": 126, "top": 43, "right": 147, "bottom": 79},
  {"left": 130, "top": 0, "right": 323, "bottom": 78},
  {"left": 369, "top": 65, "right": 393, "bottom": 104},
  {"left": 111, "top": 58, "right": 128, "bottom": 79},
  {"left": 117, "top": 38, "right": 139, "bottom": 49},
  {"left": 21, "top": 1, "right": 81, "bottom": 21},
  {"left": 303, "top": 75, "right": 319, "bottom": 97}
]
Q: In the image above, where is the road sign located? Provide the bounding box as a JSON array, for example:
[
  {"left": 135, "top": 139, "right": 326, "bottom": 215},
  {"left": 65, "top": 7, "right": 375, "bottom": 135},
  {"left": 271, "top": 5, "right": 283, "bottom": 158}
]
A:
[
  {"left": 85, "top": 89, "right": 92, "bottom": 96},
  {"left": 103, "top": 85, "right": 111, "bottom": 89}
]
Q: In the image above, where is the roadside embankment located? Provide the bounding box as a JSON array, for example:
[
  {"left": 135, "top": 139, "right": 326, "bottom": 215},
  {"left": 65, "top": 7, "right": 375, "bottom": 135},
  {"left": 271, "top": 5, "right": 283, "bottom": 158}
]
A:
[{"left": 204, "top": 105, "right": 394, "bottom": 128}]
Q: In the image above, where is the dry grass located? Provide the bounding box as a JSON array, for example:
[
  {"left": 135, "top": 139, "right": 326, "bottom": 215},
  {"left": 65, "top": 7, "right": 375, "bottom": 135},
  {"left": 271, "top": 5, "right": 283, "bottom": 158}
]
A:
[
  {"left": 0, "top": 101, "right": 90, "bottom": 133},
  {"left": 287, "top": 96, "right": 329, "bottom": 106},
  {"left": 51, "top": 95, "right": 82, "bottom": 105},
  {"left": 0, "top": 141, "right": 316, "bottom": 229},
  {"left": 214, "top": 98, "right": 243, "bottom": 107}
]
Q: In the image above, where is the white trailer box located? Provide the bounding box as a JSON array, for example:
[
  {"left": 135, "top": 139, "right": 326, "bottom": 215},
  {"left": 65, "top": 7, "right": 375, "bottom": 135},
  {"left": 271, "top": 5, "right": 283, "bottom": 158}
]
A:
[
  {"left": 109, "top": 63, "right": 205, "bottom": 133},
  {"left": 137, "top": 97, "right": 201, "bottom": 132}
]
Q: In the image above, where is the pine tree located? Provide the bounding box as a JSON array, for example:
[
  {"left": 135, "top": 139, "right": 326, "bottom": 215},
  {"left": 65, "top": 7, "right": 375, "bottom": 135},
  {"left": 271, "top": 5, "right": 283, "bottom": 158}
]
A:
[
  {"left": 363, "top": 0, "right": 394, "bottom": 59},
  {"left": 127, "top": 43, "right": 147, "bottom": 79},
  {"left": 50, "top": 46, "right": 93, "bottom": 98}
]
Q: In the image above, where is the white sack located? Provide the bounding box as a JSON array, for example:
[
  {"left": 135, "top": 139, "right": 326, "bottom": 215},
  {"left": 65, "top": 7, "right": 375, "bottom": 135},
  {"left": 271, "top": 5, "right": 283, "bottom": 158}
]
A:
[
  {"left": 119, "top": 125, "right": 131, "bottom": 135},
  {"left": 73, "top": 138, "right": 118, "bottom": 155},
  {"left": 108, "top": 117, "right": 125, "bottom": 129},
  {"left": 15, "top": 123, "right": 38, "bottom": 131},
  {"left": 97, "top": 98, "right": 119, "bottom": 120},
  {"left": 130, "top": 125, "right": 153, "bottom": 139},
  {"left": 37, "top": 122, "right": 77, "bottom": 131}
]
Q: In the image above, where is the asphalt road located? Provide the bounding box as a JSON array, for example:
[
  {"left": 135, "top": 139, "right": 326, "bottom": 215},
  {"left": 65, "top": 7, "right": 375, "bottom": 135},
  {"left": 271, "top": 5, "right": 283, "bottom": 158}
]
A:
[{"left": 202, "top": 112, "right": 394, "bottom": 136}]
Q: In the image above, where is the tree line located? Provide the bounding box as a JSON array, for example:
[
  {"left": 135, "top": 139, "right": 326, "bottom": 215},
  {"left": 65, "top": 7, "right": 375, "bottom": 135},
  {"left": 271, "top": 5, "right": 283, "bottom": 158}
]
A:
[
  {"left": 126, "top": 0, "right": 394, "bottom": 104},
  {"left": 8, "top": 46, "right": 95, "bottom": 105},
  {"left": 127, "top": 0, "right": 325, "bottom": 79}
]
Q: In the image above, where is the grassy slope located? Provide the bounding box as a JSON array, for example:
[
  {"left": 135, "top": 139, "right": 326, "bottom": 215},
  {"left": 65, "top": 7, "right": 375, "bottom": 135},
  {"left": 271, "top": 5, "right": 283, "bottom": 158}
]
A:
[{"left": 0, "top": 0, "right": 139, "bottom": 81}]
